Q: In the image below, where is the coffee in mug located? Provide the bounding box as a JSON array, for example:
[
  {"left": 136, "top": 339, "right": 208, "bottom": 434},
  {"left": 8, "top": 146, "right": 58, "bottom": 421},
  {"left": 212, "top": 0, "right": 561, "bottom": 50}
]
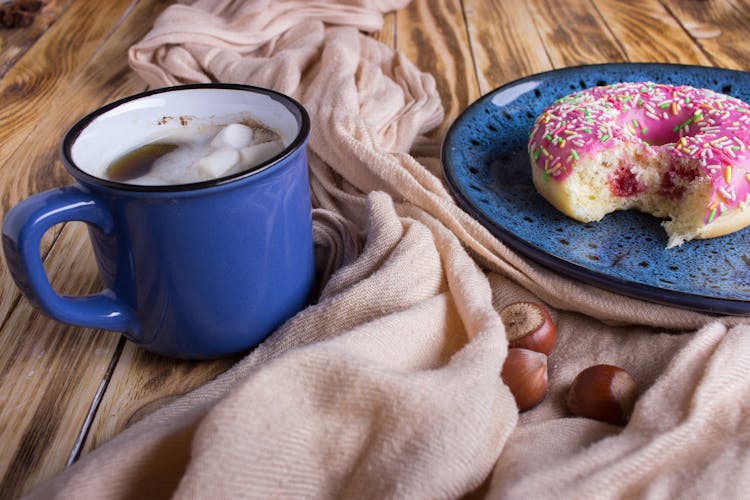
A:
[{"left": 105, "top": 118, "right": 286, "bottom": 185}]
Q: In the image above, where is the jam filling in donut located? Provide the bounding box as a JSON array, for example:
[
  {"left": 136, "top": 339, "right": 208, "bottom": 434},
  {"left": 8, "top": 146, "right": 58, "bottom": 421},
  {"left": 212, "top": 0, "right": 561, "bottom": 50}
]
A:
[{"left": 528, "top": 82, "right": 750, "bottom": 247}]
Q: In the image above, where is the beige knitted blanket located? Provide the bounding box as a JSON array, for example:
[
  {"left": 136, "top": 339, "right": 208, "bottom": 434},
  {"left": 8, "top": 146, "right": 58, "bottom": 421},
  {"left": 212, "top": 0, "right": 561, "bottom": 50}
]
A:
[{"left": 31, "top": 1, "right": 750, "bottom": 498}]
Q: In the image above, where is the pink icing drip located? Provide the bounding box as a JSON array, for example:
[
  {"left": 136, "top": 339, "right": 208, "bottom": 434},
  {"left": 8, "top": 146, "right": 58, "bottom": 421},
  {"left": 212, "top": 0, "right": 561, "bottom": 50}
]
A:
[{"left": 528, "top": 82, "right": 750, "bottom": 225}]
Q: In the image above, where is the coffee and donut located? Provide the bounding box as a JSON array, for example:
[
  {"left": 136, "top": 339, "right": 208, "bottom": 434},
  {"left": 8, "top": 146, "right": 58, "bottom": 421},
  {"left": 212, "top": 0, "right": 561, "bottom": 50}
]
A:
[{"left": 528, "top": 82, "right": 750, "bottom": 247}]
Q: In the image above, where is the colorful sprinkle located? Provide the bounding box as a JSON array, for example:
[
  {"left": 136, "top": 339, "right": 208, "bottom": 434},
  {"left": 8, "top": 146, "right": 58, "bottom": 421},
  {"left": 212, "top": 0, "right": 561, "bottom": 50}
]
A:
[
  {"left": 527, "top": 81, "right": 750, "bottom": 229},
  {"left": 708, "top": 207, "right": 717, "bottom": 223}
]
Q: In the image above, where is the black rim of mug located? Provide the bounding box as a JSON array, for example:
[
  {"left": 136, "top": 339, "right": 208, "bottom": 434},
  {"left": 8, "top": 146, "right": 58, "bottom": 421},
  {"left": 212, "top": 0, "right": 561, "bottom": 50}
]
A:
[{"left": 61, "top": 83, "right": 311, "bottom": 193}]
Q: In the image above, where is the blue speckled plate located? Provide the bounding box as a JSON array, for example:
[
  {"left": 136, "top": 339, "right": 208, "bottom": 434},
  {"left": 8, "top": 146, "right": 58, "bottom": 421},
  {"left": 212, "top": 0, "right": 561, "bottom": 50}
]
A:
[{"left": 442, "top": 63, "right": 750, "bottom": 315}]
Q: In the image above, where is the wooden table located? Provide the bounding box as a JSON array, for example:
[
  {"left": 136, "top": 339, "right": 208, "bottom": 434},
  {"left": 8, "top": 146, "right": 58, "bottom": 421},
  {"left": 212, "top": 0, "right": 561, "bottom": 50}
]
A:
[{"left": 0, "top": 0, "right": 748, "bottom": 496}]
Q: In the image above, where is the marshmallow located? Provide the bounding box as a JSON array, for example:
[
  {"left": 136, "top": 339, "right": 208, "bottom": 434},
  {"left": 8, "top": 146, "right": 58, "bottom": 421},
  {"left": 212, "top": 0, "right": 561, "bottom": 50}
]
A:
[
  {"left": 210, "top": 123, "right": 254, "bottom": 149},
  {"left": 194, "top": 148, "right": 240, "bottom": 178},
  {"left": 237, "top": 141, "right": 285, "bottom": 171}
]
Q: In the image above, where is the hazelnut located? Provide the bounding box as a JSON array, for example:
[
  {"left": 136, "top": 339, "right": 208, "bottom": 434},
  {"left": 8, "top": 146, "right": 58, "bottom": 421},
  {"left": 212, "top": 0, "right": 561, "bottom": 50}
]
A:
[
  {"left": 501, "top": 302, "right": 556, "bottom": 355},
  {"left": 566, "top": 364, "right": 639, "bottom": 425},
  {"left": 501, "top": 347, "right": 548, "bottom": 411}
]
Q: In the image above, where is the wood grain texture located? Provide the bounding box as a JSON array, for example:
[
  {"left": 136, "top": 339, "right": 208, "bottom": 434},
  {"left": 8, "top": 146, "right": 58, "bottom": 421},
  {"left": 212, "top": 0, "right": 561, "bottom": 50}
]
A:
[
  {"left": 0, "top": 223, "right": 120, "bottom": 498},
  {"left": 463, "top": 0, "right": 552, "bottom": 93},
  {"left": 81, "top": 344, "right": 237, "bottom": 455},
  {"left": 0, "top": 0, "right": 136, "bottom": 180},
  {"left": 595, "top": 0, "right": 711, "bottom": 64},
  {"left": 0, "top": 0, "right": 76, "bottom": 77},
  {"left": 525, "top": 0, "right": 626, "bottom": 67},
  {"left": 662, "top": 0, "right": 750, "bottom": 70},
  {"left": 396, "top": 0, "right": 480, "bottom": 139}
]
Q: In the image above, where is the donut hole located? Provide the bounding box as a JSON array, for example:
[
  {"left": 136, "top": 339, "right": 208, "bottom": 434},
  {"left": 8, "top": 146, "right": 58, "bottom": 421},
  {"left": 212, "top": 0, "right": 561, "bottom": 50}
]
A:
[
  {"left": 619, "top": 111, "right": 686, "bottom": 147},
  {"left": 642, "top": 135, "right": 677, "bottom": 147}
]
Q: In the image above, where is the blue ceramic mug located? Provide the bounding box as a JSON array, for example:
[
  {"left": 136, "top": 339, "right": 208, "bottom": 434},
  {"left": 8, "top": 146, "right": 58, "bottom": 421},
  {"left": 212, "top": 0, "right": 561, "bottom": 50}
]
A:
[{"left": 2, "top": 84, "right": 315, "bottom": 359}]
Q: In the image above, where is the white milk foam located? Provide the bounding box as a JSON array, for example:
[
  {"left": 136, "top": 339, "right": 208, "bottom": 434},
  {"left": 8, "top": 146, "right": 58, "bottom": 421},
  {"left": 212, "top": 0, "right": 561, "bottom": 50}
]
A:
[{"left": 117, "top": 121, "right": 285, "bottom": 185}]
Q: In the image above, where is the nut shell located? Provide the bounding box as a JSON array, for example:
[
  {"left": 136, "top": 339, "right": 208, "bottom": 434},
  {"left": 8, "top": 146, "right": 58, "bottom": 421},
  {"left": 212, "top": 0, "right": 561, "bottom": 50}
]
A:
[
  {"left": 501, "top": 347, "right": 548, "bottom": 411},
  {"left": 566, "top": 364, "right": 638, "bottom": 425},
  {"left": 501, "top": 302, "right": 556, "bottom": 355}
]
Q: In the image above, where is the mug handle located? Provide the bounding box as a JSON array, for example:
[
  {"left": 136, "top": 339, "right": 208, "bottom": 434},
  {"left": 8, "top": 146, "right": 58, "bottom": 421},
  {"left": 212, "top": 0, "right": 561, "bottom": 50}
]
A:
[{"left": 2, "top": 185, "right": 138, "bottom": 334}]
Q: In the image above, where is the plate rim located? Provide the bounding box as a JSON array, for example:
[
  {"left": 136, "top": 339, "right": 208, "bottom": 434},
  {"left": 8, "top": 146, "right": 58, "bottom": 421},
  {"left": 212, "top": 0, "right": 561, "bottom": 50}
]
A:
[{"left": 441, "top": 62, "right": 750, "bottom": 315}]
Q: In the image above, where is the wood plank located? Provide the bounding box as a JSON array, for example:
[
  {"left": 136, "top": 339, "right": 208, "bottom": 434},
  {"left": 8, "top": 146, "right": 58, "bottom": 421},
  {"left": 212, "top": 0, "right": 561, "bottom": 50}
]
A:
[
  {"left": 595, "top": 0, "right": 710, "bottom": 65},
  {"left": 524, "top": 0, "right": 626, "bottom": 67},
  {"left": 463, "top": 0, "right": 711, "bottom": 94},
  {"left": 462, "top": 0, "right": 553, "bottom": 93},
  {"left": 0, "top": 222, "right": 121, "bottom": 498},
  {"left": 81, "top": 344, "right": 237, "bottom": 455},
  {"left": 396, "top": 0, "right": 480, "bottom": 139},
  {"left": 661, "top": 0, "right": 750, "bottom": 70},
  {"left": 0, "top": 0, "right": 76, "bottom": 78},
  {"left": 0, "top": 0, "right": 137, "bottom": 179}
]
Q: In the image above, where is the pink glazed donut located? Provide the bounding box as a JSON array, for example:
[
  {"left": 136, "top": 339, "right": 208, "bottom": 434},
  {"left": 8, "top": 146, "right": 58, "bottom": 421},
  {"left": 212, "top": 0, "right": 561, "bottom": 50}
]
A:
[{"left": 528, "top": 82, "right": 750, "bottom": 247}]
